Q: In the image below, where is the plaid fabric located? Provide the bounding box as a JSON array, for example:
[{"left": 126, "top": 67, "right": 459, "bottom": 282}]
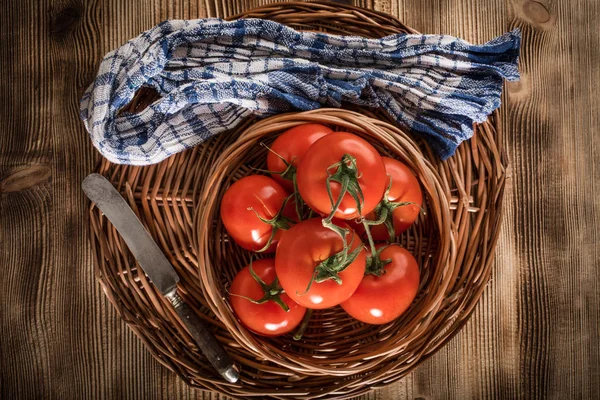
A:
[{"left": 80, "top": 18, "right": 520, "bottom": 165}]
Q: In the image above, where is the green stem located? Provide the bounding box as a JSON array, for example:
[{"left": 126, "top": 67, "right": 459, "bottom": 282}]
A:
[
  {"left": 361, "top": 220, "right": 392, "bottom": 276},
  {"left": 258, "top": 142, "right": 297, "bottom": 182},
  {"left": 361, "top": 205, "right": 389, "bottom": 226},
  {"left": 361, "top": 219, "right": 378, "bottom": 258},
  {"left": 231, "top": 260, "right": 290, "bottom": 311},
  {"left": 364, "top": 246, "right": 392, "bottom": 277},
  {"left": 324, "top": 174, "right": 349, "bottom": 225},
  {"left": 322, "top": 218, "right": 350, "bottom": 243},
  {"left": 322, "top": 173, "right": 351, "bottom": 241},
  {"left": 296, "top": 239, "right": 363, "bottom": 296},
  {"left": 321, "top": 153, "right": 364, "bottom": 244},
  {"left": 292, "top": 174, "right": 304, "bottom": 222},
  {"left": 248, "top": 194, "right": 295, "bottom": 252},
  {"left": 293, "top": 309, "right": 313, "bottom": 340},
  {"left": 379, "top": 200, "right": 421, "bottom": 241}
]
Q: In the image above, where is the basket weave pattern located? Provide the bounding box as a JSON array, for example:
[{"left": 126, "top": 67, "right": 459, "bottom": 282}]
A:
[{"left": 88, "top": 2, "right": 507, "bottom": 398}]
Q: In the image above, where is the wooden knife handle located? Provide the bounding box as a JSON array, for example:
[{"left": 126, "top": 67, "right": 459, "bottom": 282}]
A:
[{"left": 167, "top": 291, "right": 239, "bottom": 383}]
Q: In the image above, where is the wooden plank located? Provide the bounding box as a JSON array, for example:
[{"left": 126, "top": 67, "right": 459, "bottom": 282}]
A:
[
  {"left": 504, "top": 0, "right": 599, "bottom": 398},
  {"left": 1, "top": 0, "right": 57, "bottom": 398}
]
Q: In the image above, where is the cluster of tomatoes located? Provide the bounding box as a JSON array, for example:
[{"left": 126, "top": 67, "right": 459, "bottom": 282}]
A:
[{"left": 220, "top": 123, "right": 423, "bottom": 337}]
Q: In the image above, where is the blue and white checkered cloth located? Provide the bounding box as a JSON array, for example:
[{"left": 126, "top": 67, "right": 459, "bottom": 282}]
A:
[{"left": 80, "top": 18, "right": 520, "bottom": 165}]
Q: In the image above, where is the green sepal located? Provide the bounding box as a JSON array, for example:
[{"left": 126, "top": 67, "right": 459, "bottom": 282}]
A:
[{"left": 230, "top": 259, "right": 290, "bottom": 312}]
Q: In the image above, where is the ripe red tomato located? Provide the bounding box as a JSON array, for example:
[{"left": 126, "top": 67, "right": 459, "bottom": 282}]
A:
[
  {"left": 341, "top": 245, "right": 420, "bottom": 324},
  {"left": 267, "top": 123, "right": 333, "bottom": 191},
  {"left": 275, "top": 218, "right": 366, "bottom": 309},
  {"left": 220, "top": 175, "right": 295, "bottom": 253},
  {"left": 229, "top": 258, "right": 306, "bottom": 337},
  {"left": 350, "top": 157, "right": 423, "bottom": 240},
  {"left": 296, "top": 132, "right": 387, "bottom": 220}
]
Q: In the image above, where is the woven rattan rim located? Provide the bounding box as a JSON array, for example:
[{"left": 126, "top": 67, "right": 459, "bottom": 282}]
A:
[{"left": 88, "top": 2, "right": 507, "bottom": 399}]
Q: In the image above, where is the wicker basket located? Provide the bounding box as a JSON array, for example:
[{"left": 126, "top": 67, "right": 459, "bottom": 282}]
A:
[{"left": 88, "top": 2, "right": 507, "bottom": 399}]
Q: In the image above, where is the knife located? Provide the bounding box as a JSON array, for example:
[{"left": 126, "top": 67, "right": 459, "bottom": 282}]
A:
[{"left": 82, "top": 173, "right": 239, "bottom": 384}]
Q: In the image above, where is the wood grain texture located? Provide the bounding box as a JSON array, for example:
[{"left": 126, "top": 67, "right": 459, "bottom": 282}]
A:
[{"left": 0, "top": 0, "right": 598, "bottom": 399}]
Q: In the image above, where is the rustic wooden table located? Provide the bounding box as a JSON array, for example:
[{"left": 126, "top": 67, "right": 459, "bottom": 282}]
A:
[{"left": 1, "top": 0, "right": 598, "bottom": 398}]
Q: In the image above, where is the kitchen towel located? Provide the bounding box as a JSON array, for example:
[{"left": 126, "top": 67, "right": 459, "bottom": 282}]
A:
[{"left": 80, "top": 18, "right": 520, "bottom": 165}]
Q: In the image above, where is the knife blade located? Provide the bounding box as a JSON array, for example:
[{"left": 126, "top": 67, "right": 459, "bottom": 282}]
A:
[{"left": 82, "top": 173, "right": 239, "bottom": 384}]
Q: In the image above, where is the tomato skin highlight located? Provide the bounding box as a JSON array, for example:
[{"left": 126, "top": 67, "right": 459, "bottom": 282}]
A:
[
  {"left": 350, "top": 157, "right": 423, "bottom": 240},
  {"left": 229, "top": 259, "right": 306, "bottom": 337},
  {"left": 340, "top": 245, "right": 420, "bottom": 325},
  {"left": 296, "top": 132, "right": 387, "bottom": 220},
  {"left": 220, "top": 175, "right": 294, "bottom": 253},
  {"left": 267, "top": 124, "right": 334, "bottom": 191},
  {"left": 275, "top": 218, "right": 366, "bottom": 309}
]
